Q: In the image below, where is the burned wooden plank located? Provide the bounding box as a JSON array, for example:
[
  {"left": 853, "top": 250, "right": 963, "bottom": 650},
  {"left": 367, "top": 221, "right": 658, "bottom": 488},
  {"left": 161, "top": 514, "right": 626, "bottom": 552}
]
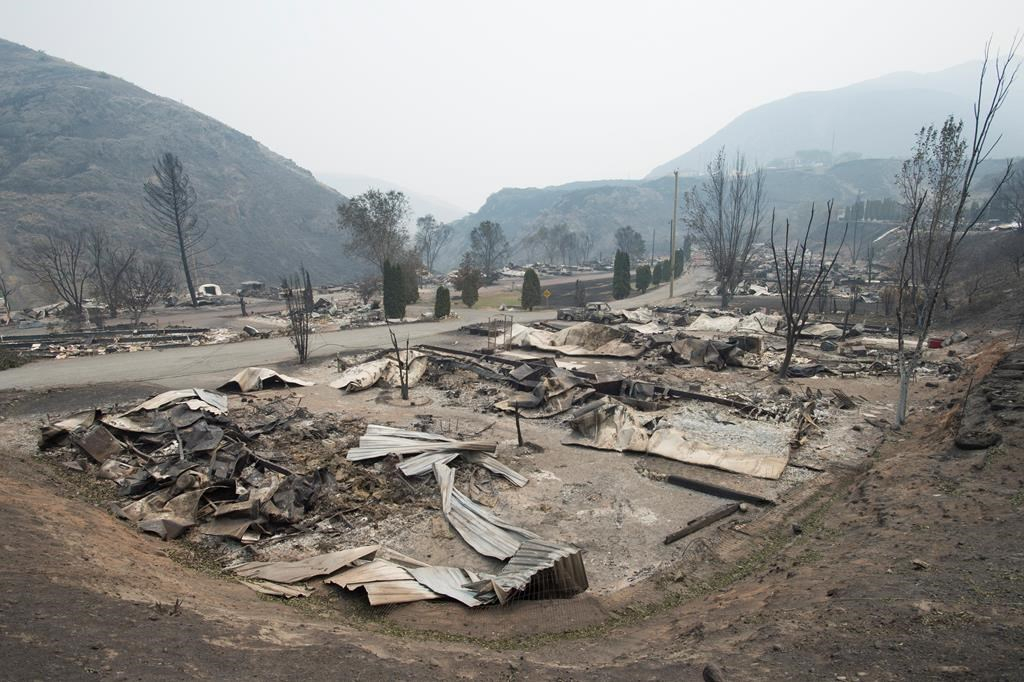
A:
[
  {"left": 664, "top": 503, "right": 741, "bottom": 545},
  {"left": 664, "top": 474, "right": 776, "bottom": 506}
]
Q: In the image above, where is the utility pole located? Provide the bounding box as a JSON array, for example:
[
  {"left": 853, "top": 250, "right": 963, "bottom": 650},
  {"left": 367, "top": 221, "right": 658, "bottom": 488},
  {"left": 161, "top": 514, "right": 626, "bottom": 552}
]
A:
[
  {"left": 650, "top": 224, "right": 656, "bottom": 267},
  {"left": 668, "top": 170, "right": 679, "bottom": 299}
]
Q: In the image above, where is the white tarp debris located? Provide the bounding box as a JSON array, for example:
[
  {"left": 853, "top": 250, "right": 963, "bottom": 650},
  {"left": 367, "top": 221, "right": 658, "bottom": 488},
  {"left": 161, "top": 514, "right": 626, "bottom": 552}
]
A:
[
  {"left": 502, "top": 321, "right": 642, "bottom": 358},
  {"left": 564, "top": 398, "right": 790, "bottom": 480},
  {"left": 218, "top": 367, "right": 314, "bottom": 392},
  {"left": 329, "top": 350, "right": 428, "bottom": 391},
  {"left": 801, "top": 323, "right": 843, "bottom": 339},
  {"left": 620, "top": 307, "right": 655, "bottom": 323},
  {"left": 647, "top": 410, "right": 790, "bottom": 479},
  {"left": 686, "top": 312, "right": 780, "bottom": 334},
  {"left": 563, "top": 399, "right": 651, "bottom": 452},
  {"left": 625, "top": 321, "right": 667, "bottom": 335}
]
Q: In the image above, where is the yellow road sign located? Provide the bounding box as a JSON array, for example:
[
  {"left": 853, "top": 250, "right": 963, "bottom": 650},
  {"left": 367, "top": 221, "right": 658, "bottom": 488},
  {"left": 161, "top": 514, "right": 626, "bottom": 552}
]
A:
[{"left": 543, "top": 289, "right": 552, "bottom": 298}]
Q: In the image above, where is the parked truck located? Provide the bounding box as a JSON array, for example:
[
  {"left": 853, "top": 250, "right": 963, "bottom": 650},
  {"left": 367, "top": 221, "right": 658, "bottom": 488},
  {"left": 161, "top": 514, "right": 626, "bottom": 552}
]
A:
[{"left": 556, "top": 301, "right": 622, "bottom": 323}]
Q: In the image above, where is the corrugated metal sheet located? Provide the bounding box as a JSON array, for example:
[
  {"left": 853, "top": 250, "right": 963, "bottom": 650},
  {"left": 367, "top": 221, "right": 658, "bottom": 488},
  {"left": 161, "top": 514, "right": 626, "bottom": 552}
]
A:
[
  {"left": 124, "top": 388, "right": 227, "bottom": 415},
  {"left": 240, "top": 579, "right": 313, "bottom": 598},
  {"left": 435, "top": 461, "right": 538, "bottom": 560},
  {"left": 346, "top": 425, "right": 496, "bottom": 462},
  {"left": 476, "top": 539, "right": 589, "bottom": 604},
  {"left": 407, "top": 566, "right": 486, "bottom": 607},
  {"left": 462, "top": 452, "right": 528, "bottom": 487},
  {"left": 324, "top": 559, "right": 411, "bottom": 588},
  {"left": 230, "top": 545, "right": 378, "bottom": 583},
  {"left": 359, "top": 579, "right": 441, "bottom": 606},
  {"left": 325, "top": 558, "right": 444, "bottom": 606},
  {"left": 397, "top": 451, "right": 460, "bottom": 476}
]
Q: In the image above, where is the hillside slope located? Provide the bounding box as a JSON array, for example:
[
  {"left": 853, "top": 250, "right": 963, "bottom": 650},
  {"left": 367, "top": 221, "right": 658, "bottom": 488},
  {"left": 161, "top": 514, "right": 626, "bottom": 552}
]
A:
[
  {"left": 647, "top": 61, "right": 1024, "bottom": 178},
  {"left": 443, "top": 160, "right": 906, "bottom": 269},
  {"left": 0, "top": 38, "right": 354, "bottom": 303}
]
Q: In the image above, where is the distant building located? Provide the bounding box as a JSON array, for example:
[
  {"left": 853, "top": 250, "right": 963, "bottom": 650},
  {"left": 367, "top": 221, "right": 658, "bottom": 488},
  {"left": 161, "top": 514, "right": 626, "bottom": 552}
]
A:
[
  {"left": 238, "top": 281, "right": 265, "bottom": 296},
  {"left": 198, "top": 283, "right": 223, "bottom": 297}
]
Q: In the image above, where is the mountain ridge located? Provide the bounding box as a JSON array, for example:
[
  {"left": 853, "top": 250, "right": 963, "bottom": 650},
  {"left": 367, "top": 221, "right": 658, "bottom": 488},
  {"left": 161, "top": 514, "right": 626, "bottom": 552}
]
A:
[{"left": 646, "top": 61, "right": 1023, "bottom": 179}]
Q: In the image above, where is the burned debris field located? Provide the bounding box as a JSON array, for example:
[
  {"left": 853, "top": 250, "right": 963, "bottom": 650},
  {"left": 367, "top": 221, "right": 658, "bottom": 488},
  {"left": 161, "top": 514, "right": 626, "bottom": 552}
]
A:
[
  {"left": 5, "top": 258, "right": 1024, "bottom": 679},
  {"left": 12, "top": 298, "right": 980, "bottom": 636}
]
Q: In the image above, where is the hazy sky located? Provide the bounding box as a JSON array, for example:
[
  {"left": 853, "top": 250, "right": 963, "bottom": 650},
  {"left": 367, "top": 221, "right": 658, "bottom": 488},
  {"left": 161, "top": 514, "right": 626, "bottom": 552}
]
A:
[{"left": 0, "top": 1, "right": 1020, "bottom": 210}]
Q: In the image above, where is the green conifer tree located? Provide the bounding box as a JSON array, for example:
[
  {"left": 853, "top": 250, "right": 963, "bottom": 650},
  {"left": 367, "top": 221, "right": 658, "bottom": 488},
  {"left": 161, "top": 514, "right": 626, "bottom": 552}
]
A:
[
  {"left": 434, "top": 285, "right": 451, "bottom": 319},
  {"left": 521, "top": 268, "right": 542, "bottom": 310},
  {"left": 635, "top": 264, "right": 651, "bottom": 293},
  {"left": 382, "top": 261, "right": 406, "bottom": 318},
  {"left": 612, "top": 250, "right": 631, "bottom": 300}
]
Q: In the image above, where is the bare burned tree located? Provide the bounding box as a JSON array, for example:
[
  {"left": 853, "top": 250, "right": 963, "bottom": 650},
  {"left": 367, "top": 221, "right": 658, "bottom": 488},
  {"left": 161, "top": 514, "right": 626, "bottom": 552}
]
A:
[
  {"left": 356, "top": 275, "right": 380, "bottom": 304},
  {"left": 845, "top": 194, "right": 868, "bottom": 265},
  {"left": 414, "top": 214, "right": 452, "bottom": 273},
  {"left": 769, "top": 201, "right": 847, "bottom": 379},
  {"left": 894, "top": 38, "right": 1019, "bottom": 425},
  {"left": 469, "top": 220, "right": 510, "bottom": 283},
  {"left": 143, "top": 153, "right": 207, "bottom": 307},
  {"left": 282, "top": 268, "right": 313, "bottom": 364},
  {"left": 577, "top": 231, "right": 594, "bottom": 264},
  {"left": 685, "top": 148, "right": 768, "bottom": 307},
  {"left": 388, "top": 324, "right": 411, "bottom": 401},
  {"left": 16, "top": 230, "right": 95, "bottom": 321},
  {"left": 614, "top": 225, "right": 646, "bottom": 262},
  {"left": 122, "top": 258, "right": 176, "bottom": 325},
  {"left": 531, "top": 225, "right": 560, "bottom": 264},
  {"left": 336, "top": 189, "right": 410, "bottom": 278},
  {"left": 0, "top": 269, "right": 17, "bottom": 323},
  {"left": 87, "top": 227, "right": 136, "bottom": 319},
  {"left": 1005, "top": 166, "right": 1024, "bottom": 231}
]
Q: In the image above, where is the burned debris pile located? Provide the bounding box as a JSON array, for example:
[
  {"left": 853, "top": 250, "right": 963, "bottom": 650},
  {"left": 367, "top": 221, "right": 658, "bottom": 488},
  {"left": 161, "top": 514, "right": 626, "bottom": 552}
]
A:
[
  {"left": 1, "top": 326, "right": 233, "bottom": 359},
  {"left": 38, "top": 373, "right": 587, "bottom": 609},
  {"left": 37, "top": 385, "right": 370, "bottom": 543}
]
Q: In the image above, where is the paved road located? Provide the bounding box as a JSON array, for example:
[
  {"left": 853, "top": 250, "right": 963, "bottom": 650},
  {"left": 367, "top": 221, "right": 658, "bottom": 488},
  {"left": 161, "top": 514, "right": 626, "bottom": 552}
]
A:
[
  {"left": 0, "top": 267, "right": 713, "bottom": 392},
  {"left": 0, "top": 308, "right": 552, "bottom": 391}
]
